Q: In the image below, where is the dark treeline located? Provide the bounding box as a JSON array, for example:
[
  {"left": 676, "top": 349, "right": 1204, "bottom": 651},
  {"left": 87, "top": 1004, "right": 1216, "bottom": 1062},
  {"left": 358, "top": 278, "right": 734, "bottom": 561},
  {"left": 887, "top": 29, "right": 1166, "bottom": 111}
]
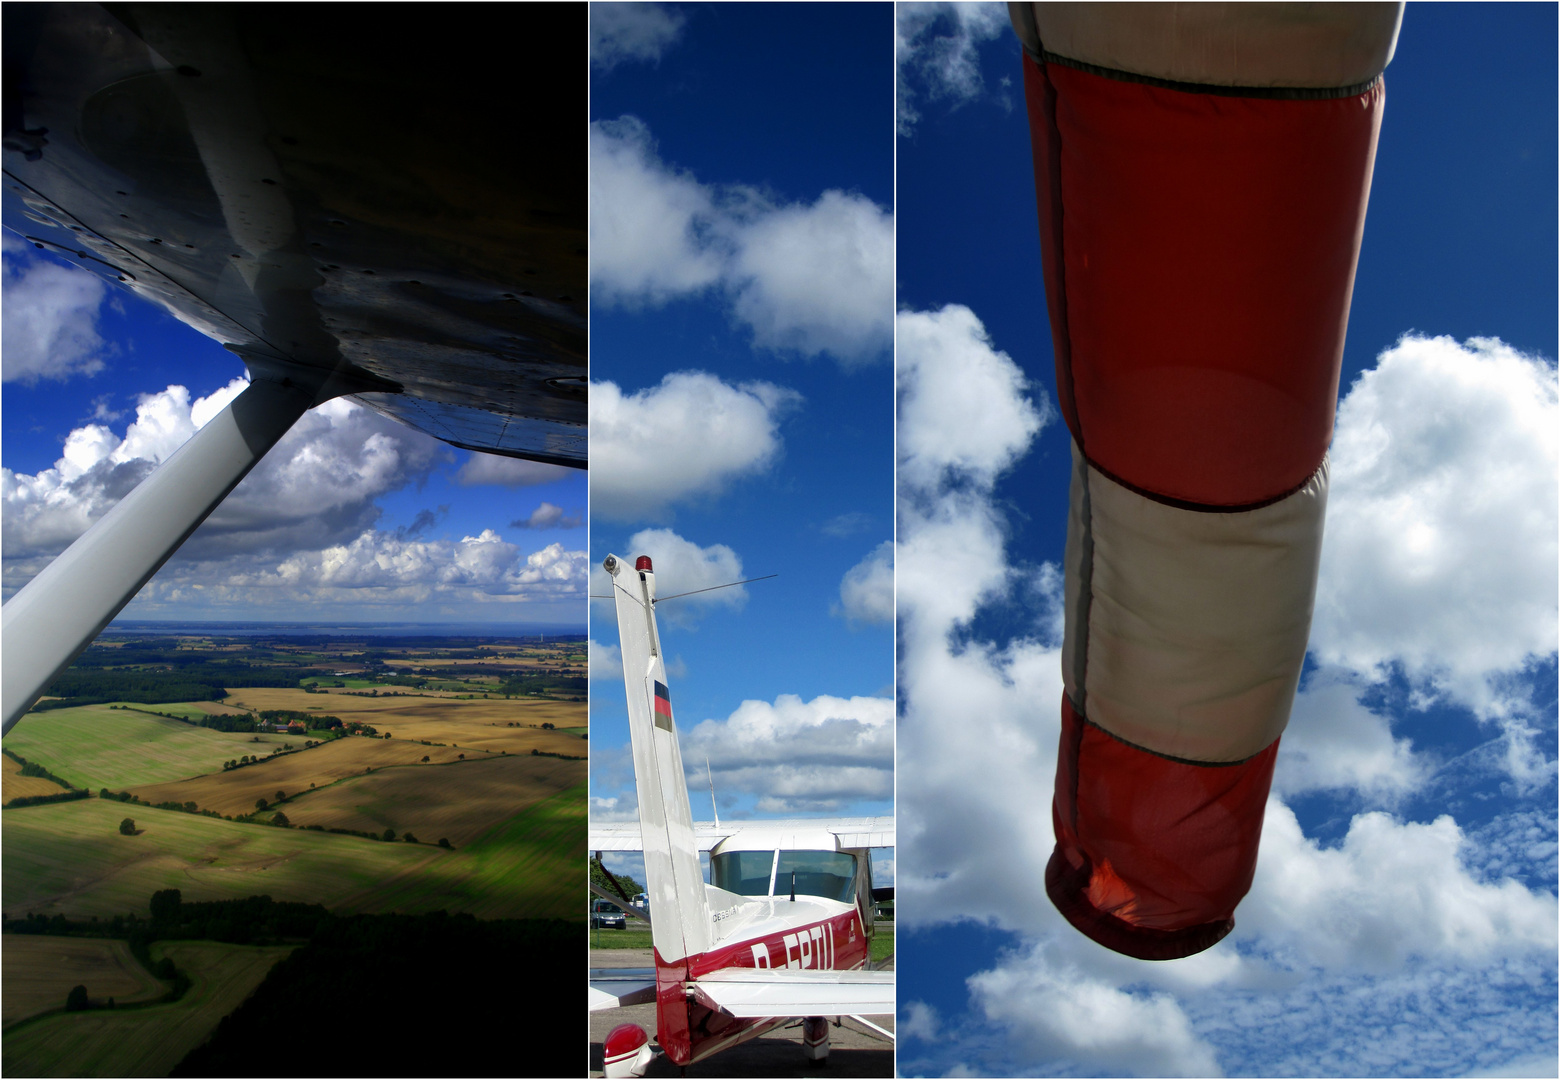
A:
[
  {"left": 172, "top": 910, "right": 576, "bottom": 1077},
  {"left": 38, "top": 664, "right": 308, "bottom": 709},
  {"left": 6, "top": 890, "right": 331, "bottom": 946}
]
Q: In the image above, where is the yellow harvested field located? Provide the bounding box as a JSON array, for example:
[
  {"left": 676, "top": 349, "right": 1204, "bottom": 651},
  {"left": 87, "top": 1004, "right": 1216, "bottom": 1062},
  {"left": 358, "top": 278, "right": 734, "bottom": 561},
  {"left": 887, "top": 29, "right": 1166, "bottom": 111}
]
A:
[
  {"left": 3, "top": 755, "right": 67, "bottom": 802},
  {"left": 2, "top": 937, "right": 164, "bottom": 1027},
  {"left": 276, "top": 753, "right": 586, "bottom": 846},
  {"left": 128, "top": 735, "right": 478, "bottom": 817},
  {"left": 219, "top": 688, "right": 586, "bottom": 754}
]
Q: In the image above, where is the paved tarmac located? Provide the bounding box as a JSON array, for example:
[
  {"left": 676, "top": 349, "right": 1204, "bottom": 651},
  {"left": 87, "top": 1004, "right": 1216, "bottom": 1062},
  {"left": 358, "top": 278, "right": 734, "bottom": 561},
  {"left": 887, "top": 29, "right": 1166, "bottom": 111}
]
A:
[{"left": 588, "top": 947, "right": 894, "bottom": 1077}]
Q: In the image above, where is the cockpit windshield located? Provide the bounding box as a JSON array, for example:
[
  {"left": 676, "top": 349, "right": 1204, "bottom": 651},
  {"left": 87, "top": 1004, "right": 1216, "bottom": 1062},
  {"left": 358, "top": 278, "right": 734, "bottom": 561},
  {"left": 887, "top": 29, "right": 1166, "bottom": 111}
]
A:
[{"left": 710, "top": 849, "right": 857, "bottom": 904}]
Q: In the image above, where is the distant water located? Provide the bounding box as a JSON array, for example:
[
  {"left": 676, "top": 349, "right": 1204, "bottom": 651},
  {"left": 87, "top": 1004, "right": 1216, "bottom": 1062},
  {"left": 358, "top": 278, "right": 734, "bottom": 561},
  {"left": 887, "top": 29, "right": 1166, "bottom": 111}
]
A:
[{"left": 104, "top": 620, "right": 585, "bottom": 639}]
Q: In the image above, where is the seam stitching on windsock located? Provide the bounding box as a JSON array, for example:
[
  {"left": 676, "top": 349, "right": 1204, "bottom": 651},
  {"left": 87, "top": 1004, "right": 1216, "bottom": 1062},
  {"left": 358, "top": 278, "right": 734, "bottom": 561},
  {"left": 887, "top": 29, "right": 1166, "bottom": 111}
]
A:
[
  {"left": 1039, "top": 49, "right": 1383, "bottom": 101},
  {"left": 1080, "top": 709, "right": 1269, "bottom": 768},
  {"left": 1085, "top": 453, "right": 1327, "bottom": 515},
  {"left": 1039, "top": 54, "right": 1084, "bottom": 460},
  {"left": 1072, "top": 453, "right": 1094, "bottom": 719}
]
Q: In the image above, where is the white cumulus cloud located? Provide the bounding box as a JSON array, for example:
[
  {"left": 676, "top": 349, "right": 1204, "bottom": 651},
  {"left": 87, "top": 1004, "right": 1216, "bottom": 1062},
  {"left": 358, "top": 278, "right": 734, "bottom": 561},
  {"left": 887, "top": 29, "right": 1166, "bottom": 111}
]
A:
[
  {"left": 590, "top": 2, "right": 685, "bottom": 71},
  {"left": 1312, "top": 334, "right": 1558, "bottom": 715},
  {"left": 896, "top": 2, "right": 1011, "bottom": 136},
  {"left": 681, "top": 693, "right": 894, "bottom": 813},
  {"left": 589, "top": 117, "right": 893, "bottom": 365},
  {"left": 1, "top": 236, "right": 111, "bottom": 384},
  {"left": 589, "top": 638, "right": 624, "bottom": 683},
  {"left": 588, "top": 371, "right": 798, "bottom": 521},
  {"left": 836, "top": 540, "right": 894, "bottom": 625}
]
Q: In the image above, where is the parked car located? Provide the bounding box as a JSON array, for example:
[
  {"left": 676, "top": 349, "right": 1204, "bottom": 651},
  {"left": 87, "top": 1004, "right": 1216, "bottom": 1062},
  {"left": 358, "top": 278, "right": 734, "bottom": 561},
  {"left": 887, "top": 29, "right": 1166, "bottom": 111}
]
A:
[{"left": 591, "top": 899, "right": 626, "bottom": 929}]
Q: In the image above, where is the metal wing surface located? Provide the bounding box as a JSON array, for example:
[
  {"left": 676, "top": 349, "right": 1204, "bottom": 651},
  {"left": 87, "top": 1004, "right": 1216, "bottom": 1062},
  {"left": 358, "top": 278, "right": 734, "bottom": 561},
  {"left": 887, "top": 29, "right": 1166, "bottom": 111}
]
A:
[
  {"left": 690, "top": 968, "right": 896, "bottom": 1018},
  {"left": 3, "top": 3, "right": 585, "bottom": 465},
  {"left": 589, "top": 817, "right": 896, "bottom": 853}
]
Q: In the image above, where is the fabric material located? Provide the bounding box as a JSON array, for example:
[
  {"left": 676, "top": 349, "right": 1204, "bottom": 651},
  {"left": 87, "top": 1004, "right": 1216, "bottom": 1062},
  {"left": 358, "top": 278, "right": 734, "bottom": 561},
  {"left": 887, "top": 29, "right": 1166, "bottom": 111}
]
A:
[
  {"left": 1022, "top": 2, "right": 1403, "bottom": 90},
  {"left": 1048, "top": 695, "right": 1279, "bottom": 959},
  {"left": 1023, "top": 53, "right": 1382, "bottom": 507},
  {"left": 1073, "top": 441, "right": 1328, "bottom": 762}
]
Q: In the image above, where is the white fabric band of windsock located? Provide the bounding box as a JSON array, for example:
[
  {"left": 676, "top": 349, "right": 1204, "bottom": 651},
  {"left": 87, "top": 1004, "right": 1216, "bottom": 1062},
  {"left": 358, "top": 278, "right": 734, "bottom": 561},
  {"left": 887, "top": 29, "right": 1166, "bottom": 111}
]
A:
[{"left": 1062, "top": 440, "right": 1329, "bottom": 764}]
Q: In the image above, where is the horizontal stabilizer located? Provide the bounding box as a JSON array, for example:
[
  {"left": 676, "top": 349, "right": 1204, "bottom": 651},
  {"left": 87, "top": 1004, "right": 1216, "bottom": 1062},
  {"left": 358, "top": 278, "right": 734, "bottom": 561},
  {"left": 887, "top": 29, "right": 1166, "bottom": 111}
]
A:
[
  {"left": 590, "top": 817, "right": 895, "bottom": 853},
  {"left": 588, "top": 969, "right": 657, "bottom": 1012},
  {"left": 690, "top": 968, "right": 895, "bottom": 1018}
]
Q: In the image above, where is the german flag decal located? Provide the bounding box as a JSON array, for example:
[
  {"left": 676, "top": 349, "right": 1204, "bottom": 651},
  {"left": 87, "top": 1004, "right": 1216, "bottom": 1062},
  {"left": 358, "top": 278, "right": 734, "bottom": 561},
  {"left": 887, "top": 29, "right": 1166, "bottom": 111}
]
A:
[{"left": 653, "top": 681, "right": 673, "bottom": 731}]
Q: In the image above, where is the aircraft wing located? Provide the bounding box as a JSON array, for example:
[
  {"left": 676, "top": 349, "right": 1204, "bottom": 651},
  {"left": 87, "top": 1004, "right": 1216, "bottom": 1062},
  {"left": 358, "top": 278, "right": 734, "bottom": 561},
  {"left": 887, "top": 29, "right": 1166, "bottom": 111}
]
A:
[
  {"left": 4, "top": 4, "right": 585, "bottom": 465},
  {"left": 589, "top": 817, "right": 895, "bottom": 853},
  {"left": 588, "top": 968, "right": 657, "bottom": 1013},
  {"left": 689, "top": 968, "right": 895, "bottom": 1018}
]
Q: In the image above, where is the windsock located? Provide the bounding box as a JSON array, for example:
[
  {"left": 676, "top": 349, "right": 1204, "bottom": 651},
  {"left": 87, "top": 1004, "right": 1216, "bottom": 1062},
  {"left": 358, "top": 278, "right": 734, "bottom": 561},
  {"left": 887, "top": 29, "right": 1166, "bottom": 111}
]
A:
[{"left": 1010, "top": 2, "right": 1403, "bottom": 959}]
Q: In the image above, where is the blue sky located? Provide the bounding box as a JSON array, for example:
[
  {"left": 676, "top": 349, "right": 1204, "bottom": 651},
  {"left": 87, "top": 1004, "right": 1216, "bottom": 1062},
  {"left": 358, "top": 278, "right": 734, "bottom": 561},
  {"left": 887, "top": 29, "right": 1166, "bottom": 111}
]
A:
[
  {"left": 895, "top": 4, "right": 1556, "bottom": 1078},
  {"left": 587, "top": 3, "right": 895, "bottom": 855},
  {"left": 2, "top": 225, "right": 586, "bottom": 627}
]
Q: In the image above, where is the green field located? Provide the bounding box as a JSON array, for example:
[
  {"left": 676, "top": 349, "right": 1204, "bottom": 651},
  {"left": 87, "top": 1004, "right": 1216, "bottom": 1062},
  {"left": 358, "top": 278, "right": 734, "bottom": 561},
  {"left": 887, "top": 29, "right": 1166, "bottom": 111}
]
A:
[
  {"left": 5, "top": 788, "right": 584, "bottom": 922},
  {"left": 349, "top": 782, "right": 585, "bottom": 919},
  {"left": 1, "top": 941, "right": 292, "bottom": 1077},
  {"left": 3, "top": 707, "right": 290, "bottom": 790},
  {"left": 2, "top": 798, "right": 442, "bottom": 918}
]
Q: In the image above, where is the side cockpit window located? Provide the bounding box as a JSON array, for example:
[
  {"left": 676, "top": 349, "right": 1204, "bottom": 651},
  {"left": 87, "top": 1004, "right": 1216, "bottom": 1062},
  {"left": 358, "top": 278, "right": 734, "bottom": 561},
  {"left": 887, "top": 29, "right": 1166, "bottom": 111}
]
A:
[{"left": 775, "top": 850, "right": 857, "bottom": 904}]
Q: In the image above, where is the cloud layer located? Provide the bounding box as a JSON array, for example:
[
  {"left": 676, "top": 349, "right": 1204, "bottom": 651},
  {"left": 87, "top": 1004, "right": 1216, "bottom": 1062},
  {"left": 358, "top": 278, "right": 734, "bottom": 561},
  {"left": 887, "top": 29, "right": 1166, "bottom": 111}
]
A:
[
  {"left": 590, "top": 117, "right": 893, "bottom": 365},
  {"left": 896, "top": 2, "right": 1011, "bottom": 136},
  {"left": 590, "top": 2, "right": 684, "bottom": 71},
  {"left": 2, "top": 381, "right": 583, "bottom": 614},
  {"left": 682, "top": 692, "right": 894, "bottom": 814},
  {"left": 1, "top": 237, "right": 111, "bottom": 384},
  {"left": 588, "top": 371, "right": 797, "bottom": 521},
  {"left": 836, "top": 541, "right": 894, "bottom": 625}
]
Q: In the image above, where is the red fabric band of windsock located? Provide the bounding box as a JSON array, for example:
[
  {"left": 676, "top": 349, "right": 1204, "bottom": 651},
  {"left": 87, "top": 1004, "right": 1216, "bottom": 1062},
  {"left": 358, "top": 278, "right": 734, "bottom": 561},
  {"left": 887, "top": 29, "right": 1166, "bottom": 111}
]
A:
[{"left": 1022, "top": 46, "right": 1382, "bottom": 959}]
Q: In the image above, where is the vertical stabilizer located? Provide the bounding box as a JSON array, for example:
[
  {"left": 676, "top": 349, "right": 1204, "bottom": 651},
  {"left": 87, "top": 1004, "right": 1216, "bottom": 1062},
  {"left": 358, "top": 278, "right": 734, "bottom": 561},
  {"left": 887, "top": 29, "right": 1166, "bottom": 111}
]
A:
[{"left": 605, "top": 554, "right": 712, "bottom": 964}]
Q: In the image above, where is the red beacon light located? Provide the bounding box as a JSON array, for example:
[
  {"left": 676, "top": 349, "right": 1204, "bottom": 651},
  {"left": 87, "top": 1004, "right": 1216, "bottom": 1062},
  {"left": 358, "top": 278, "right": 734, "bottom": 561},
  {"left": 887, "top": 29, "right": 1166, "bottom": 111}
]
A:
[{"left": 635, "top": 556, "right": 653, "bottom": 572}]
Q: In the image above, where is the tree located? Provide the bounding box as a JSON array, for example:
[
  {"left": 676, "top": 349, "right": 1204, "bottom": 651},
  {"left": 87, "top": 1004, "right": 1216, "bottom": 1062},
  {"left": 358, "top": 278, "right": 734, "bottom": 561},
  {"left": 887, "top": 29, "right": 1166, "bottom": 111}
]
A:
[
  {"left": 421, "top": 755, "right": 429, "bottom": 763},
  {"left": 590, "top": 856, "right": 644, "bottom": 900},
  {"left": 458, "top": 753, "right": 465, "bottom": 760},
  {"left": 119, "top": 818, "right": 135, "bottom": 836},
  {"left": 150, "top": 888, "right": 182, "bottom": 922},
  {"left": 438, "top": 838, "right": 452, "bottom": 849},
  {"left": 275, "top": 790, "right": 286, "bottom": 803},
  {"left": 65, "top": 984, "right": 88, "bottom": 1011},
  {"left": 403, "top": 832, "right": 417, "bottom": 843},
  {"left": 272, "top": 811, "right": 290, "bottom": 827},
  {"left": 255, "top": 798, "right": 269, "bottom": 812},
  {"left": 381, "top": 827, "right": 396, "bottom": 842}
]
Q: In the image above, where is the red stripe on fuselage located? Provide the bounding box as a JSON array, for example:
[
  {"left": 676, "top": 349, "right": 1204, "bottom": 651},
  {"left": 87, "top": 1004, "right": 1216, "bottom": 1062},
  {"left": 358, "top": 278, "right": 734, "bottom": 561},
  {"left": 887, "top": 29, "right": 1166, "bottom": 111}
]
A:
[
  {"left": 654, "top": 695, "right": 672, "bottom": 718},
  {"left": 654, "top": 909, "right": 870, "bottom": 1066}
]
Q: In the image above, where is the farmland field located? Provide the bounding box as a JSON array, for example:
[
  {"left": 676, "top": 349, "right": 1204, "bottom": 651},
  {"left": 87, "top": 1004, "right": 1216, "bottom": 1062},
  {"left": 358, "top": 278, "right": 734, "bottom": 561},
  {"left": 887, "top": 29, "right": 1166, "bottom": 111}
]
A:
[
  {"left": 3, "top": 754, "right": 68, "bottom": 802},
  {"left": 3, "top": 708, "right": 291, "bottom": 791},
  {"left": 350, "top": 781, "right": 585, "bottom": 919},
  {"left": 1, "top": 941, "right": 292, "bottom": 1077},
  {"left": 262, "top": 753, "right": 586, "bottom": 847},
  {"left": 221, "top": 686, "right": 586, "bottom": 754},
  {"left": 2, "top": 798, "right": 443, "bottom": 918},
  {"left": 2, "top": 937, "right": 165, "bottom": 1027},
  {"left": 126, "top": 734, "right": 480, "bottom": 817}
]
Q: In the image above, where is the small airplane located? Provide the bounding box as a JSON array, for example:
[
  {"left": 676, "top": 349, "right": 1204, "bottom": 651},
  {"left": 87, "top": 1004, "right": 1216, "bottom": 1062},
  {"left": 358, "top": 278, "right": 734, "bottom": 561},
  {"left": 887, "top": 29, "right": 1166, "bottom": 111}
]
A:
[{"left": 591, "top": 553, "right": 895, "bottom": 1075}]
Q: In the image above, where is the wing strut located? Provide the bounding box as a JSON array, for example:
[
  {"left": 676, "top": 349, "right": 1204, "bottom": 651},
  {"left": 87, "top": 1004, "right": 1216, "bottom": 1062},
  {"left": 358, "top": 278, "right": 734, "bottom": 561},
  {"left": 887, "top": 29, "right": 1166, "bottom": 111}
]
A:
[{"left": 2, "top": 373, "right": 345, "bottom": 732}]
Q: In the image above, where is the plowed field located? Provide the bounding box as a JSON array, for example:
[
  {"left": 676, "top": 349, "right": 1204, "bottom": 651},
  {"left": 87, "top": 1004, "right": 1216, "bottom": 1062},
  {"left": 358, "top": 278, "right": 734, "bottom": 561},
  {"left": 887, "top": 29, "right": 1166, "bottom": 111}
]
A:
[{"left": 2, "top": 937, "right": 165, "bottom": 1027}]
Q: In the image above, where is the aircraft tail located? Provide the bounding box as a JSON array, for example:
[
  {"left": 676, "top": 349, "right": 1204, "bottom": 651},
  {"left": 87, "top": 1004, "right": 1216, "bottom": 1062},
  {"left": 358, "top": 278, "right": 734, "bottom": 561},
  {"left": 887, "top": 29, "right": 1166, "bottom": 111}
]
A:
[{"left": 605, "top": 553, "right": 712, "bottom": 966}]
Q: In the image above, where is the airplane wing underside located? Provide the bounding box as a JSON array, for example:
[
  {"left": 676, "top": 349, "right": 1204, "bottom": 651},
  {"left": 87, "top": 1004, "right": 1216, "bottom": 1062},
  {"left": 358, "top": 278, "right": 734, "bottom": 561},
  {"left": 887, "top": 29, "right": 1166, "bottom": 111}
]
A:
[
  {"left": 3, "top": 3, "right": 585, "bottom": 465},
  {"left": 689, "top": 968, "right": 896, "bottom": 1018}
]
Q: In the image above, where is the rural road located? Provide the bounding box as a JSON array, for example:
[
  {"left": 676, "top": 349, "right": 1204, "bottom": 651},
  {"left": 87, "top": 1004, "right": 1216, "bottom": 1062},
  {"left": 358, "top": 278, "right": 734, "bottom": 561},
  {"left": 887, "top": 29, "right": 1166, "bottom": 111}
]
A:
[{"left": 588, "top": 947, "right": 895, "bottom": 1077}]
